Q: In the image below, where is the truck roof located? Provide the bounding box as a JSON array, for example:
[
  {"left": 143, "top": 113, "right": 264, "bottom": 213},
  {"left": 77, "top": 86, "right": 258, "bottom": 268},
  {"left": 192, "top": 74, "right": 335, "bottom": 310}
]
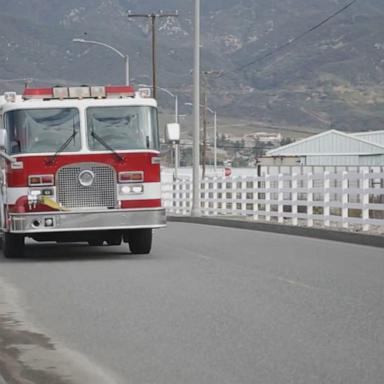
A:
[
  {"left": 0, "top": 85, "right": 157, "bottom": 112},
  {"left": 1, "top": 96, "right": 157, "bottom": 112}
]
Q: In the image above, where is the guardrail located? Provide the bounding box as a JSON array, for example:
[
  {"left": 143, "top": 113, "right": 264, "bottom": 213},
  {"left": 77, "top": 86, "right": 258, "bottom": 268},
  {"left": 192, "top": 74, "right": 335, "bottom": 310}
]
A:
[{"left": 162, "top": 171, "right": 384, "bottom": 232}]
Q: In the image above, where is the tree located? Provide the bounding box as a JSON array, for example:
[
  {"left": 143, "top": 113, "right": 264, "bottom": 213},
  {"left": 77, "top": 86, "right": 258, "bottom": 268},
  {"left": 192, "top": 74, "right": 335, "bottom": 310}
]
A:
[{"left": 280, "top": 137, "right": 295, "bottom": 146}]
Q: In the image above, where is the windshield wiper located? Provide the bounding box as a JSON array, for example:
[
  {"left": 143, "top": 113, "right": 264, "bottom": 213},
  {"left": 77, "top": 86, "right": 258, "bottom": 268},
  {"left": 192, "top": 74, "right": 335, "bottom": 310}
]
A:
[
  {"left": 90, "top": 131, "right": 124, "bottom": 162},
  {"left": 46, "top": 131, "right": 77, "bottom": 165}
]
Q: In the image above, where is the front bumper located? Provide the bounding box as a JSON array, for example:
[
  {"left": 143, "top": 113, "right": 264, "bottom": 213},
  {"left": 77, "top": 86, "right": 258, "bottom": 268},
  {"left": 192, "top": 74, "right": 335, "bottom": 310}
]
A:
[{"left": 9, "top": 208, "right": 166, "bottom": 234}]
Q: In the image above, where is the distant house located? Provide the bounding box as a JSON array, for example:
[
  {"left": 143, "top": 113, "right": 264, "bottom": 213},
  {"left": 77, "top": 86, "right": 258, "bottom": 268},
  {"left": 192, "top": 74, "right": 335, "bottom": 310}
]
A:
[
  {"left": 261, "top": 130, "right": 384, "bottom": 169},
  {"left": 245, "top": 132, "right": 282, "bottom": 144}
]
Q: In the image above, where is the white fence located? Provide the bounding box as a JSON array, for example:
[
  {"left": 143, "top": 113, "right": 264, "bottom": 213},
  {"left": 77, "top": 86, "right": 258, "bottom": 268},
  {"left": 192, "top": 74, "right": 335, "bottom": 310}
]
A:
[{"left": 162, "top": 171, "right": 384, "bottom": 232}]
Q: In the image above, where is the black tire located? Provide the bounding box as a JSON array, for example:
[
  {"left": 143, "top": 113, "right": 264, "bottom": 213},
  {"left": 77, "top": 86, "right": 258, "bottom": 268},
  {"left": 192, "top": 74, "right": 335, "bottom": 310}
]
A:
[
  {"left": 3, "top": 233, "right": 24, "bottom": 258},
  {"left": 128, "top": 229, "right": 152, "bottom": 254}
]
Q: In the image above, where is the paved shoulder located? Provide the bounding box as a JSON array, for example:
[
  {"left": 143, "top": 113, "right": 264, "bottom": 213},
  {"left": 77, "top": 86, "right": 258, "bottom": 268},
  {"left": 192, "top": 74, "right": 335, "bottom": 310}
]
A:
[{"left": 0, "top": 278, "right": 118, "bottom": 384}]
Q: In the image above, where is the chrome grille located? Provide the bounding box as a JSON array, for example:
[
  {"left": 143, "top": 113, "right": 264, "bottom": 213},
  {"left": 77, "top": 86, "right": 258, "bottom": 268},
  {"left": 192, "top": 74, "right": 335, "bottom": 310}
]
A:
[{"left": 57, "top": 163, "right": 117, "bottom": 208}]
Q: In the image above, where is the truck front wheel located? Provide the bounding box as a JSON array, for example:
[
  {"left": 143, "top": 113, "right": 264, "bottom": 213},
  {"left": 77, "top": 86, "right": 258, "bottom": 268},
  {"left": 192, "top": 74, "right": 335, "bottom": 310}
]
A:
[
  {"left": 128, "top": 229, "right": 152, "bottom": 254},
  {"left": 3, "top": 233, "right": 25, "bottom": 258}
]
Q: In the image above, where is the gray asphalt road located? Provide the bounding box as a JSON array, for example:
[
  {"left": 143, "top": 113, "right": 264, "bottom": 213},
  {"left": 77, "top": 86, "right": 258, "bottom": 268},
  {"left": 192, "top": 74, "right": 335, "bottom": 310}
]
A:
[{"left": 1, "top": 222, "right": 384, "bottom": 384}]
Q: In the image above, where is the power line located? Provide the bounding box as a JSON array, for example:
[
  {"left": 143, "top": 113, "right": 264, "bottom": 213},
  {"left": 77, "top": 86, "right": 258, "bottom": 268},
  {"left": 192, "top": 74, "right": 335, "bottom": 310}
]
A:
[{"left": 217, "top": 0, "right": 358, "bottom": 79}]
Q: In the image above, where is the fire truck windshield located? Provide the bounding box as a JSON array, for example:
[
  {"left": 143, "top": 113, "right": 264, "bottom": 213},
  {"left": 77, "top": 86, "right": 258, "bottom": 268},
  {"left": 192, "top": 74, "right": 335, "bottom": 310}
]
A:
[
  {"left": 87, "top": 106, "right": 159, "bottom": 151},
  {"left": 4, "top": 108, "right": 80, "bottom": 155}
]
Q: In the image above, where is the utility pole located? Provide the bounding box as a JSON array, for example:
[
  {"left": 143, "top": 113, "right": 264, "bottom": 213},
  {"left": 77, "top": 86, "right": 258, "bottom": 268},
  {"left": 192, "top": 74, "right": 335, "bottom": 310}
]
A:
[{"left": 127, "top": 10, "right": 178, "bottom": 99}]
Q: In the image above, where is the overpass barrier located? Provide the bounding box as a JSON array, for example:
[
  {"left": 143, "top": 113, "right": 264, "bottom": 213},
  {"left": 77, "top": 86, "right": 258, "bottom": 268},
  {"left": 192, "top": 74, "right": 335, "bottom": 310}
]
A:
[{"left": 162, "top": 171, "right": 384, "bottom": 233}]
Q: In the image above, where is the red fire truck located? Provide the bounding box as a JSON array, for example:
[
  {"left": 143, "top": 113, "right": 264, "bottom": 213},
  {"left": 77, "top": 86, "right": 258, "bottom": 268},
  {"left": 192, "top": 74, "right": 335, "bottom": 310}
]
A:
[{"left": 0, "top": 85, "right": 173, "bottom": 258}]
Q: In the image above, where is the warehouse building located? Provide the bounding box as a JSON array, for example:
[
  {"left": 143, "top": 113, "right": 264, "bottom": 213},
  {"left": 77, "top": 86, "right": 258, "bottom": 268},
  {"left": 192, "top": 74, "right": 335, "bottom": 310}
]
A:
[{"left": 261, "top": 130, "right": 384, "bottom": 171}]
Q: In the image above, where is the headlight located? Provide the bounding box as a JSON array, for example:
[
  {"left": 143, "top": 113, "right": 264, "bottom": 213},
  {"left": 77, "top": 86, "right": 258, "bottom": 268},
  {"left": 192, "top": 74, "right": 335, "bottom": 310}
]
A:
[{"left": 119, "top": 184, "right": 144, "bottom": 195}]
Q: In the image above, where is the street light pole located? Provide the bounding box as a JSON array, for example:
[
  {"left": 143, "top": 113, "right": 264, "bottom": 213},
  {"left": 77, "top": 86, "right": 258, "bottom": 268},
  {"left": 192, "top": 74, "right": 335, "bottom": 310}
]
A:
[
  {"left": 192, "top": 0, "right": 200, "bottom": 217},
  {"left": 72, "top": 38, "right": 130, "bottom": 85},
  {"left": 205, "top": 106, "right": 217, "bottom": 172},
  {"left": 213, "top": 110, "right": 217, "bottom": 172},
  {"left": 174, "top": 94, "right": 179, "bottom": 179},
  {"left": 151, "top": 15, "right": 157, "bottom": 99},
  {"left": 124, "top": 55, "right": 130, "bottom": 86},
  {"left": 175, "top": 95, "right": 179, "bottom": 124}
]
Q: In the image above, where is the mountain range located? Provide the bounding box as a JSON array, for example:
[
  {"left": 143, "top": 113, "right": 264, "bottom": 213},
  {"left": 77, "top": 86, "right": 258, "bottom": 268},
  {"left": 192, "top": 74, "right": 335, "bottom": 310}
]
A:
[{"left": 0, "top": 0, "right": 383, "bottom": 135}]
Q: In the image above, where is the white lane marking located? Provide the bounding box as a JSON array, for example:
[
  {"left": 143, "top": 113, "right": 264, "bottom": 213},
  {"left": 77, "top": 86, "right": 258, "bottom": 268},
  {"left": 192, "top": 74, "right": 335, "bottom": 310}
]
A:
[
  {"left": 176, "top": 244, "right": 365, "bottom": 305},
  {"left": 178, "top": 246, "right": 320, "bottom": 290},
  {"left": 273, "top": 275, "right": 321, "bottom": 291}
]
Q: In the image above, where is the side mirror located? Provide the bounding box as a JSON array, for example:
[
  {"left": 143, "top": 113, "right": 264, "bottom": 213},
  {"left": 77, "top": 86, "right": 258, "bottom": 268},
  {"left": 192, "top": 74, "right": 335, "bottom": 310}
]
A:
[
  {"left": 0, "top": 129, "right": 7, "bottom": 150},
  {"left": 165, "top": 123, "right": 180, "bottom": 143}
]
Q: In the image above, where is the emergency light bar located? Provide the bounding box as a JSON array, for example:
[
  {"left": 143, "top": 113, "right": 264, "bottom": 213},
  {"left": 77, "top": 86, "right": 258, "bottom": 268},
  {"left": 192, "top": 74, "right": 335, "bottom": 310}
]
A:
[
  {"left": 105, "top": 86, "right": 135, "bottom": 98},
  {"left": 68, "top": 87, "right": 91, "bottom": 99},
  {"left": 23, "top": 85, "right": 136, "bottom": 100},
  {"left": 23, "top": 88, "right": 53, "bottom": 99}
]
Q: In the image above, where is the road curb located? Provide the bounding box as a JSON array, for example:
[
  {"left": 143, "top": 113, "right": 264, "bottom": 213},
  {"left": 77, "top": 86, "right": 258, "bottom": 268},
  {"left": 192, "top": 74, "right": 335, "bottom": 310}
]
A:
[{"left": 167, "top": 216, "right": 384, "bottom": 248}]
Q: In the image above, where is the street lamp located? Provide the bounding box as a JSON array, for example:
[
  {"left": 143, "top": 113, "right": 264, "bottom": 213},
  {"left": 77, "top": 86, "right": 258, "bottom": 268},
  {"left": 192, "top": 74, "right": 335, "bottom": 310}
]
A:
[
  {"left": 185, "top": 102, "right": 218, "bottom": 172},
  {"left": 0, "top": 78, "right": 33, "bottom": 83},
  {"left": 72, "top": 38, "right": 130, "bottom": 85},
  {"left": 159, "top": 88, "right": 179, "bottom": 179},
  {"left": 205, "top": 106, "right": 217, "bottom": 173}
]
